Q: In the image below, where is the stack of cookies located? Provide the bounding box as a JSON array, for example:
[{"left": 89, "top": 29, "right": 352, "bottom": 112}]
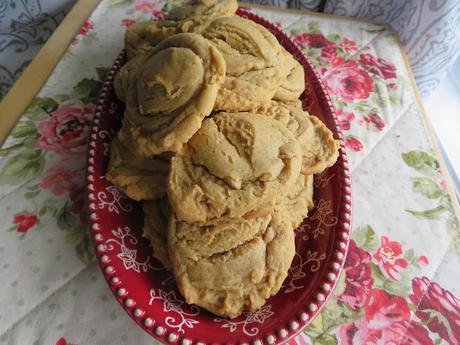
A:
[{"left": 107, "top": 0, "right": 339, "bottom": 319}]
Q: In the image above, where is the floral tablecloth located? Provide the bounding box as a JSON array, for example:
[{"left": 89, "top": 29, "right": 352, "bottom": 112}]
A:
[{"left": 1, "top": 1, "right": 460, "bottom": 345}]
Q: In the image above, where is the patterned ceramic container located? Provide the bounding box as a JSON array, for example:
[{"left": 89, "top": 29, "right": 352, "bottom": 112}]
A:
[{"left": 86, "top": 8, "right": 352, "bottom": 345}]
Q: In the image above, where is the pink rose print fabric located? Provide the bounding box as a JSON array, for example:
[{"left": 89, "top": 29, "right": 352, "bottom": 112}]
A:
[
  {"left": 119, "top": 0, "right": 166, "bottom": 27},
  {"left": 40, "top": 166, "right": 84, "bottom": 196},
  {"left": 410, "top": 277, "right": 460, "bottom": 345},
  {"left": 291, "top": 25, "right": 403, "bottom": 156},
  {"left": 373, "top": 235, "right": 409, "bottom": 280},
  {"left": 359, "top": 53, "right": 397, "bottom": 80},
  {"left": 13, "top": 212, "right": 38, "bottom": 233},
  {"left": 134, "top": 0, "right": 165, "bottom": 19},
  {"left": 338, "top": 38, "right": 357, "bottom": 55},
  {"left": 338, "top": 240, "right": 374, "bottom": 311},
  {"left": 56, "top": 338, "right": 76, "bottom": 345},
  {"left": 300, "top": 224, "right": 459, "bottom": 345},
  {"left": 36, "top": 100, "right": 94, "bottom": 156},
  {"left": 78, "top": 21, "right": 94, "bottom": 36},
  {"left": 344, "top": 136, "right": 364, "bottom": 152},
  {"left": 0, "top": 71, "right": 106, "bottom": 263},
  {"left": 358, "top": 113, "right": 385, "bottom": 131},
  {"left": 72, "top": 20, "right": 95, "bottom": 45},
  {"left": 122, "top": 18, "right": 136, "bottom": 26},
  {"left": 322, "top": 60, "right": 374, "bottom": 102},
  {"left": 335, "top": 109, "right": 355, "bottom": 131}
]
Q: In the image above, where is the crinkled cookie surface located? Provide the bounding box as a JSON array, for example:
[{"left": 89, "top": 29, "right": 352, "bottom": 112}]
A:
[
  {"left": 124, "top": 0, "right": 238, "bottom": 60},
  {"left": 106, "top": 138, "right": 169, "bottom": 201},
  {"left": 168, "top": 208, "right": 295, "bottom": 318},
  {"left": 254, "top": 101, "right": 339, "bottom": 174},
  {"left": 143, "top": 199, "right": 172, "bottom": 269},
  {"left": 274, "top": 49, "right": 305, "bottom": 102},
  {"left": 108, "top": 7, "right": 341, "bottom": 319},
  {"left": 285, "top": 174, "right": 314, "bottom": 229},
  {"left": 167, "top": 112, "right": 302, "bottom": 223},
  {"left": 118, "top": 33, "right": 226, "bottom": 156},
  {"left": 202, "top": 16, "right": 283, "bottom": 111}
]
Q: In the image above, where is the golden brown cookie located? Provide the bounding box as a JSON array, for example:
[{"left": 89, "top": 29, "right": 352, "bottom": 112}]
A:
[
  {"left": 166, "top": 0, "right": 237, "bottom": 32},
  {"left": 302, "top": 115, "right": 340, "bottom": 175},
  {"left": 281, "top": 98, "right": 303, "bottom": 108},
  {"left": 254, "top": 101, "right": 310, "bottom": 143},
  {"left": 255, "top": 101, "right": 339, "bottom": 175},
  {"left": 106, "top": 138, "right": 169, "bottom": 201},
  {"left": 118, "top": 33, "right": 226, "bottom": 156},
  {"left": 202, "top": 16, "right": 283, "bottom": 111},
  {"left": 143, "top": 199, "right": 172, "bottom": 269},
  {"left": 124, "top": 0, "right": 237, "bottom": 60},
  {"left": 274, "top": 49, "right": 305, "bottom": 102},
  {"left": 166, "top": 0, "right": 237, "bottom": 21},
  {"left": 144, "top": 21, "right": 179, "bottom": 45},
  {"left": 168, "top": 208, "right": 295, "bottom": 318},
  {"left": 167, "top": 112, "right": 302, "bottom": 222},
  {"left": 125, "top": 22, "right": 157, "bottom": 60},
  {"left": 170, "top": 214, "right": 271, "bottom": 261},
  {"left": 125, "top": 21, "right": 180, "bottom": 60},
  {"left": 114, "top": 53, "right": 148, "bottom": 102},
  {"left": 285, "top": 174, "right": 314, "bottom": 229}
]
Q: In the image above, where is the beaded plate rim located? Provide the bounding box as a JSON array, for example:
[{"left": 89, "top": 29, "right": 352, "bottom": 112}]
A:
[{"left": 86, "top": 8, "right": 352, "bottom": 345}]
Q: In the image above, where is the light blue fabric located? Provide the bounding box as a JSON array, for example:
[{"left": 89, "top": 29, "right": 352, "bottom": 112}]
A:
[
  {"left": 323, "top": 0, "right": 460, "bottom": 98},
  {"left": 241, "top": 0, "right": 322, "bottom": 10},
  {"left": 244, "top": 0, "right": 292, "bottom": 9},
  {"left": 288, "top": 0, "right": 322, "bottom": 11},
  {"left": 0, "top": 0, "right": 76, "bottom": 99}
]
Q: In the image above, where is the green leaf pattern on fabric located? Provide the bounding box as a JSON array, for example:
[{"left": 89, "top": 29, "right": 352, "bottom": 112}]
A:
[
  {"left": 0, "top": 150, "right": 45, "bottom": 185},
  {"left": 402, "top": 150, "right": 460, "bottom": 254},
  {"left": 353, "top": 224, "right": 378, "bottom": 252},
  {"left": 0, "top": 68, "right": 109, "bottom": 264},
  {"left": 402, "top": 151, "right": 440, "bottom": 179},
  {"left": 413, "top": 177, "right": 445, "bottom": 199}
]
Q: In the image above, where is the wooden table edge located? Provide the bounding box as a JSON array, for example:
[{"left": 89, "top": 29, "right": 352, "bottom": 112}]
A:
[
  {"left": 0, "top": 0, "right": 102, "bottom": 146},
  {"left": 398, "top": 44, "right": 460, "bottom": 222}
]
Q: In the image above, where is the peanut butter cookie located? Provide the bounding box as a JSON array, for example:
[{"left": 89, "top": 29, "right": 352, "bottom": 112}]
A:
[
  {"left": 106, "top": 138, "right": 169, "bottom": 201},
  {"left": 202, "top": 16, "right": 283, "bottom": 111},
  {"left": 118, "top": 33, "right": 226, "bottom": 156},
  {"left": 274, "top": 49, "right": 305, "bottom": 102},
  {"left": 302, "top": 115, "right": 340, "bottom": 175},
  {"left": 255, "top": 101, "right": 339, "bottom": 175},
  {"left": 125, "top": 22, "right": 156, "bottom": 60},
  {"left": 167, "top": 0, "right": 237, "bottom": 32},
  {"left": 143, "top": 199, "right": 172, "bottom": 269},
  {"left": 166, "top": 0, "right": 237, "bottom": 21},
  {"left": 168, "top": 112, "right": 302, "bottom": 222},
  {"left": 124, "top": 0, "right": 237, "bottom": 60},
  {"left": 114, "top": 53, "right": 148, "bottom": 102},
  {"left": 168, "top": 208, "right": 295, "bottom": 318},
  {"left": 285, "top": 174, "right": 314, "bottom": 229}
]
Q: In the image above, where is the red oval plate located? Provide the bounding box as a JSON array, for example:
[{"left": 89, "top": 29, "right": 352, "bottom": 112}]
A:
[{"left": 86, "top": 8, "right": 352, "bottom": 345}]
